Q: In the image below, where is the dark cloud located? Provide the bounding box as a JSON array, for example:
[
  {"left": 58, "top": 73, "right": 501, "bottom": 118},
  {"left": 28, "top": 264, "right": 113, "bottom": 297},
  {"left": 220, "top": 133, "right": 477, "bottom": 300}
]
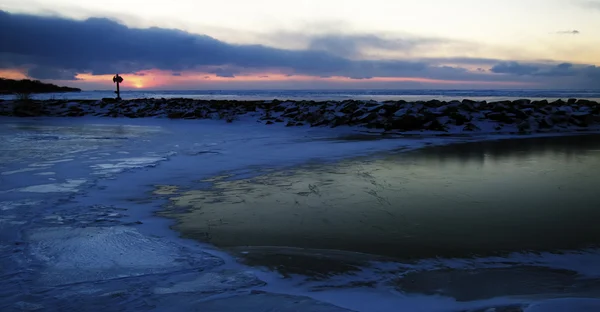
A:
[
  {"left": 0, "top": 11, "right": 428, "bottom": 80},
  {"left": 556, "top": 30, "right": 580, "bottom": 35},
  {"left": 491, "top": 62, "right": 539, "bottom": 75},
  {"left": 26, "top": 66, "right": 78, "bottom": 80},
  {"left": 171, "top": 72, "right": 182, "bottom": 76},
  {"left": 490, "top": 61, "right": 600, "bottom": 82},
  {"left": 0, "top": 10, "right": 599, "bottom": 87}
]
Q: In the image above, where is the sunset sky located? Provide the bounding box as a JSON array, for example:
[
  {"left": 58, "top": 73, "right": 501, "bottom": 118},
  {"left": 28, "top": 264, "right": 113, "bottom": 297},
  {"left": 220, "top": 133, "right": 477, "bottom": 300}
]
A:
[{"left": 1, "top": 0, "right": 600, "bottom": 90}]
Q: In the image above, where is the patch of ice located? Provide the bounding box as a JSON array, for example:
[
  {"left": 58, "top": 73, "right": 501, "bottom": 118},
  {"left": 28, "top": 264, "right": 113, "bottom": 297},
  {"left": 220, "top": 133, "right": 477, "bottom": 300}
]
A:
[
  {"left": 26, "top": 226, "right": 224, "bottom": 285},
  {"left": 28, "top": 158, "right": 74, "bottom": 167},
  {"left": 35, "top": 172, "right": 56, "bottom": 176},
  {"left": 154, "top": 270, "right": 264, "bottom": 294},
  {"left": 1, "top": 167, "right": 41, "bottom": 175},
  {"left": 184, "top": 293, "right": 353, "bottom": 312},
  {"left": 525, "top": 298, "right": 600, "bottom": 312},
  {"left": 16, "top": 179, "right": 87, "bottom": 193},
  {"left": 91, "top": 156, "right": 167, "bottom": 175},
  {"left": 0, "top": 200, "right": 41, "bottom": 211}
]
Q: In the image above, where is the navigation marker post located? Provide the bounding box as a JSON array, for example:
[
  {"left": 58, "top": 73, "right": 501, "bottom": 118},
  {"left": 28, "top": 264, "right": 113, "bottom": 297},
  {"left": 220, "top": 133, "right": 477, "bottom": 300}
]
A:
[{"left": 112, "top": 74, "right": 124, "bottom": 100}]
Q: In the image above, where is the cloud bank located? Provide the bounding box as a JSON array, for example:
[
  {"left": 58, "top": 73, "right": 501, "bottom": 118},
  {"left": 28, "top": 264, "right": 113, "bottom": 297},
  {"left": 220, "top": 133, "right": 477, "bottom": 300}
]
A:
[{"left": 1, "top": 10, "right": 599, "bottom": 88}]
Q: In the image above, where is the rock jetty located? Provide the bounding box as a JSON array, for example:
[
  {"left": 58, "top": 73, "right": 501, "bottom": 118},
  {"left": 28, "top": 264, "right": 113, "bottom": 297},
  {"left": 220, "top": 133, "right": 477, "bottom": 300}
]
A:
[{"left": 2, "top": 98, "right": 599, "bottom": 134}]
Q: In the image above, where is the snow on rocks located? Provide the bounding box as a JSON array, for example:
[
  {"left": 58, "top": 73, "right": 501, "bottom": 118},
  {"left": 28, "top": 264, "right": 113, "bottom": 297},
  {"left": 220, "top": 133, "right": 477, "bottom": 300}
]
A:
[{"left": 2, "top": 98, "right": 600, "bottom": 135}]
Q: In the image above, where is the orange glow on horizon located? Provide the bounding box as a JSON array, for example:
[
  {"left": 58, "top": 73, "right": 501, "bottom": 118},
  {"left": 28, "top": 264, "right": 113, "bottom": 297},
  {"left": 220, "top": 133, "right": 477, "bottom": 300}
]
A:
[
  {"left": 72, "top": 69, "right": 534, "bottom": 89},
  {"left": 1, "top": 68, "right": 535, "bottom": 89},
  {"left": 0, "top": 69, "right": 29, "bottom": 80}
]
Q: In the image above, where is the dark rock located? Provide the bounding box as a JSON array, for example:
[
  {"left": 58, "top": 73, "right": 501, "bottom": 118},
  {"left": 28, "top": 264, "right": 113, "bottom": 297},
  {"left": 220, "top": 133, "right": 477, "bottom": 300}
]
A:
[
  {"left": 425, "top": 100, "right": 443, "bottom": 107},
  {"left": 567, "top": 98, "right": 577, "bottom": 105},
  {"left": 272, "top": 106, "right": 286, "bottom": 113},
  {"left": 13, "top": 102, "right": 44, "bottom": 117},
  {"left": 167, "top": 112, "right": 185, "bottom": 119},
  {"left": 448, "top": 112, "right": 470, "bottom": 125},
  {"left": 459, "top": 102, "right": 477, "bottom": 112},
  {"left": 538, "top": 116, "right": 554, "bottom": 129},
  {"left": 424, "top": 119, "right": 447, "bottom": 131},
  {"left": 463, "top": 123, "right": 480, "bottom": 131},
  {"left": 576, "top": 99, "right": 597, "bottom": 106},
  {"left": 357, "top": 112, "right": 378, "bottom": 124},
  {"left": 265, "top": 121, "right": 274, "bottom": 125},
  {"left": 550, "top": 99, "right": 566, "bottom": 106},
  {"left": 285, "top": 121, "right": 296, "bottom": 127},
  {"left": 510, "top": 109, "right": 529, "bottom": 119},
  {"left": 101, "top": 98, "right": 119, "bottom": 103},
  {"left": 331, "top": 116, "right": 350, "bottom": 128},
  {"left": 388, "top": 115, "right": 424, "bottom": 130},
  {"left": 340, "top": 101, "right": 359, "bottom": 114},
  {"left": 531, "top": 100, "right": 549, "bottom": 106},
  {"left": 517, "top": 120, "right": 531, "bottom": 132},
  {"left": 486, "top": 112, "right": 514, "bottom": 124},
  {"left": 570, "top": 113, "right": 594, "bottom": 127},
  {"left": 512, "top": 99, "right": 531, "bottom": 106}
]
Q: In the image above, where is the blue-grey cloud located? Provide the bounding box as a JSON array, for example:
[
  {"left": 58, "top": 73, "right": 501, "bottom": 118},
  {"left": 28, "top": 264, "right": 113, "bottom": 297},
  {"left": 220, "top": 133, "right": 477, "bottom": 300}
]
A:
[
  {"left": 556, "top": 30, "right": 580, "bottom": 35},
  {"left": 0, "top": 10, "right": 599, "bottom": 88},
  {"left": 490, "top": 61, "right": 600, "bottom": 81},
  {"left": 491, "top": 62, "right": 539, "bottom": 75},
  {"left": 307, "top": 34, "right": 446, "bottom": 58}
]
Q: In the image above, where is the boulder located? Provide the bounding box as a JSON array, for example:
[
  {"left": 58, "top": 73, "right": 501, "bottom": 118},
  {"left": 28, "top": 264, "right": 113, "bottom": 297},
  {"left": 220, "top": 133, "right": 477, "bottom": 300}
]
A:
[
  {"left": 388, "top": 115, "right": 424, "bottom": 130},
  {"left": 517, "top": 120, "right": 531, "bottom": 132},
  {"left": 167, "top": 111, "right": 185, "bottom": 119},
  {"left": 424, "top": 119, "right": 447, "bottom": 131},
  {"left": 531, "top": 100, "right": 549, "bottom": 106},
  {"left": 512, "top": 99, "right": 531, "bottom": 106},
  {"left": 357, "top": 112, "right": 378, "bottom": 124},
  {"left": 570, "top": 113, "right": 594, "bottom": 127},
  {"left": 538, "top": 116, "right": 554, "bottom": 129},
  {"left": 448, "top": 112, "right": 470, "bottom": 125},
  {"left": 101, "top": 98, "right": 118, "bottom": 103},
  {"left": 486, "top": 112, "right": 515, "bottom": 124},
  {"left": 463, "top": 123, "right": 480, "bottom": 131}
]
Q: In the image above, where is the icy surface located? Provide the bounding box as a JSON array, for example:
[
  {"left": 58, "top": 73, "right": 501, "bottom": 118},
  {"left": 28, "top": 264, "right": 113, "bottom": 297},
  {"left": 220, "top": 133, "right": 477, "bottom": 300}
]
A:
[
  {"left": 27, "top": 226, "right": 224, "bottom": 285},
  {"left": 1, "top": 117, "right": 600, "bottom": 311},
  {"left": 525, "top": 298, "right": 600, "bottom": 312}
]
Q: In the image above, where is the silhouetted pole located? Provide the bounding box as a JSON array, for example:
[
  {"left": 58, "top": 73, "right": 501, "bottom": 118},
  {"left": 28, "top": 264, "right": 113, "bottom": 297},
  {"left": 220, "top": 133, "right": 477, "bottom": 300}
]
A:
[{"left": 112, "top": 74, "right": 123, "bottom": 100}]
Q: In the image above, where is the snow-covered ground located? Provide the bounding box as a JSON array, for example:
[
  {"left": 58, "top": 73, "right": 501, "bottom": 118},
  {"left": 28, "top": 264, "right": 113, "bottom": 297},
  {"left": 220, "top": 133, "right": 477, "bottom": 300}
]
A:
[{"left": 1, "top": 116, "right": 600, "bottom": 311}]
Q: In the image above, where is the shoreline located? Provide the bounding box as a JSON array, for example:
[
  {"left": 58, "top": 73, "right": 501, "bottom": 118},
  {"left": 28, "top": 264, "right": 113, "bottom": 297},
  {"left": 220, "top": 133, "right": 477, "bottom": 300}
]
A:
[{"left": 1, "top": 98, "right": 599, "bottom": 137}]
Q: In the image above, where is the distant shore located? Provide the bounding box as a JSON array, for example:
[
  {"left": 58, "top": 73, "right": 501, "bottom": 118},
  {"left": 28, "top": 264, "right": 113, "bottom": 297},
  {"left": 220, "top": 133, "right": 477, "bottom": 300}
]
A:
[
  {"left": 1, "top": 98, "right": 599, "bottom": 136},
  {"left": 0, "top": 78, "right": 81, "bottom": 95}
]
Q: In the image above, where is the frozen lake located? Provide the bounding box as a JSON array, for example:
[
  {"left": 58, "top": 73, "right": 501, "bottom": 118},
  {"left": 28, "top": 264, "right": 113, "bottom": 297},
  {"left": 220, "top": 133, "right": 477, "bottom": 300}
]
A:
[{"left": 2, "top": 117, "right": 600, "bottom": 312}]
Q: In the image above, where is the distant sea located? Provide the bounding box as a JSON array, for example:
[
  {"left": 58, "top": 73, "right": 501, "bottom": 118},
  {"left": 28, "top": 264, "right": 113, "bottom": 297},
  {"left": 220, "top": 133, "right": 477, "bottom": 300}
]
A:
[{"left": 2, "top": 89, "right": 600, "bottom": 102}]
